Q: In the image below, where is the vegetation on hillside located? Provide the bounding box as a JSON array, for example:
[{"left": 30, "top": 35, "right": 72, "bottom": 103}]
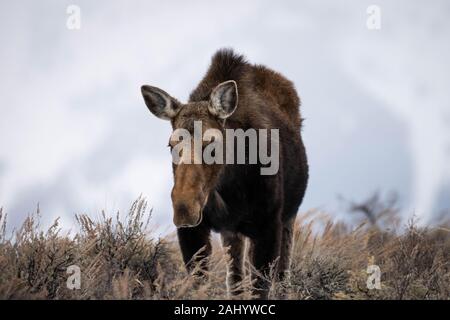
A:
[{"left": 0, "top": 195, "right": 448, "bottom": 300}]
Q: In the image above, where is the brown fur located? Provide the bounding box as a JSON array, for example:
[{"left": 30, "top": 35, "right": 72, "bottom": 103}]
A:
[{"left": 141, "top": 48, "right": 309, "bottom": 299}]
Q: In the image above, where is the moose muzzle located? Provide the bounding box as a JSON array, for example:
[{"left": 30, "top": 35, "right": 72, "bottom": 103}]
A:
[{"left": 172, "top": 200, "right": 203, "bottom": 228}]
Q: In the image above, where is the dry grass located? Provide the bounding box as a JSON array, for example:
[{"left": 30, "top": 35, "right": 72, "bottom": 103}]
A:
[{"left": 0, "top": 196, "right": 449, "bottom": 300}]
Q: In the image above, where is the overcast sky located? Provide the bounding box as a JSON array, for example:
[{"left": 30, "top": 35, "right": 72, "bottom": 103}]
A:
[{"left": 0, "top": 0, "right": 449, "bottom": 233}]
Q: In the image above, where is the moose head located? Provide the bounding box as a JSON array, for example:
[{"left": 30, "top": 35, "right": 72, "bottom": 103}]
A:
[{"left": 141, "top": 81, "right": 238, "bottom": 228}]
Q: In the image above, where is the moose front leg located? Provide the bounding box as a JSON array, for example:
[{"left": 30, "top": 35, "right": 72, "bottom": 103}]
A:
[
  {"left": 249, "top": 220, "right": 282, "bottom": 299},
  {"left": 177, "top": 223, "right": 211, "bottom": 276}
]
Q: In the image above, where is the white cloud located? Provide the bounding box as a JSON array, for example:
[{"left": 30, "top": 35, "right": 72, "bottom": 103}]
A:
[
  {"left": 340, "top": 1, "right": 450, "bottom": 223},
  {"left": 0, "top": 0, "right": 448, "bottom": 232}
]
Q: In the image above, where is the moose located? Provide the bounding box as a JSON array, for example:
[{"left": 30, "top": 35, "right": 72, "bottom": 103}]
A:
[{"left": 141, "top": 49, "right": 308, "bottom": 299}]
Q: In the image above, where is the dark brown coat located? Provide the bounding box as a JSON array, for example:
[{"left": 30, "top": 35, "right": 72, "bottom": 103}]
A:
[{"left": 141, "top": 49, "right": 308, "bottom": 299}]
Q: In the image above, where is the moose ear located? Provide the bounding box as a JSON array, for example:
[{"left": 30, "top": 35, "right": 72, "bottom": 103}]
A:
[
  {"left": 208, "top": 80, "right": 238, "bottom": 119},
  {"left": 141, "top": 85, "right": 181, "bottom": 120}
]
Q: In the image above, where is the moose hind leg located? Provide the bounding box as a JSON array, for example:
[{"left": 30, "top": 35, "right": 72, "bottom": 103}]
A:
[
  {"left": 221, "top": 231, "right": 245, "bottom": 295},
  {"left": 278, "top": 217, "right": 295, "bottom": 281}
]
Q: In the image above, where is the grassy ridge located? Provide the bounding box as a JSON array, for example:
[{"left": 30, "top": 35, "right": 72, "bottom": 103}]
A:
[{"left": 0, "top": 197, "right": 448, "bottom": 300}]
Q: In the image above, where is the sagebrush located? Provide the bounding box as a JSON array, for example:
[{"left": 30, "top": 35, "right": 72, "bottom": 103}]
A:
[{"left": 0, "top": 197, "right": 448, "bottom": 300}]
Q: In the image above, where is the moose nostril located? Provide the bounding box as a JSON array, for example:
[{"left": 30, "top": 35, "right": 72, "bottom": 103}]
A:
[{"left": 175, "top": 203, "right": 190, "bottom": 218}]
